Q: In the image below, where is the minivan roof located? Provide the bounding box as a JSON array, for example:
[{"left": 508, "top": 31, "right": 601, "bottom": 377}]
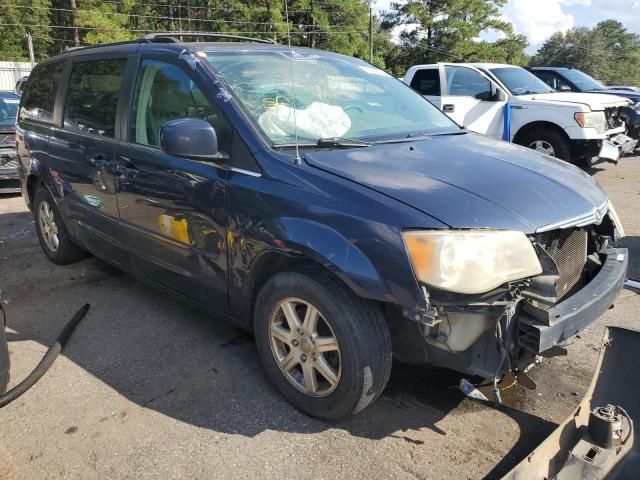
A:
[{"left": 38, "top": 32, "right": 287, "bottom": 64}]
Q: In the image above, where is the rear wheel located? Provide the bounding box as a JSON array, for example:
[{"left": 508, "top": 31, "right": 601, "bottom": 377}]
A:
[
  {"left": 33, "top": 187, "right": 85, "bottom": 265},
  {"left": 518, "top": 128, "right": 571, "bottom": 162},
  {"left": 254, "top": 270, "right": 392, "bottom": 420}
]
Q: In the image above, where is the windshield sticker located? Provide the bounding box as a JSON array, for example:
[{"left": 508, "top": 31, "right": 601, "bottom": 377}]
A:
[
  {"left": 358, "top": 65, "right": 390, "bottom": 77},
  {"left": 179, "top": 49, "right": 199, "bottom": 71}
]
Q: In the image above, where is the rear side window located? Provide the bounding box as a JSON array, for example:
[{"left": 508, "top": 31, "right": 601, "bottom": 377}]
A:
[
  {"left": 129, "top": 59, "right": 230, "bottom": 152},
  {"left": 20, "top": 62, "right": 65, "bottom": 123},
  {"left": 534, "top": 71, "right": 556, "bottom": 89},
  {"left": 410, "top": 69, "right": 441, "bottom": 96},
  {"left": 63, "top": 59, "right": 127, "bottom": 138}
]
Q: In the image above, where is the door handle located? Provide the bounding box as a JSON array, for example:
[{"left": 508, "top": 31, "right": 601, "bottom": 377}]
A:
[
  {"left": 443, "top": 104, "right": 455, "bottom": 113},
  {"left": 90, "top": 155, "right": 111, "bottom": 167}
]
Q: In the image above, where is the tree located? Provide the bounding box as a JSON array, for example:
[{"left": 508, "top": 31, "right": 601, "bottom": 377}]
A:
[
  {"left": 382, "top": 0, "right": 525, "bottom": 73},
  {"left": 531, "top": 20, "right": 640, "bottom": 86},
  {"left": 0, "top": 0, "right": 52, "bottom": 61}
]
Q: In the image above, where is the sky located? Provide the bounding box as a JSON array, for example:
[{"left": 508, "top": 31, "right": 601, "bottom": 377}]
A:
[{"left": 373, "top": 0, "right": 640, "bottom": 53}]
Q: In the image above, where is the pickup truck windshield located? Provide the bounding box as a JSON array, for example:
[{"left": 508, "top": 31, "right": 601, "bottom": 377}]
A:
[
  {"left": 0, "top": 96, "right": 19, "bottom": 129},
  {"left": 560, "top": 69, "right": 606, "bottom": 91},
  {"left": 489, "top": 67, "right": 554, "bottom": 95},
  {"left": 204, "top": 50, "right": 459, "bottom": 146}
]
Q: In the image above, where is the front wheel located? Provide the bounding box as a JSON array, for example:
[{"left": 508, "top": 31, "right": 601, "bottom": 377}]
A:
[
  {"left": 517, "top": 128, "right": 571, "bottom": 162},
  {"left": 254, "top": 270, "right": 392, "bottom": 420}
]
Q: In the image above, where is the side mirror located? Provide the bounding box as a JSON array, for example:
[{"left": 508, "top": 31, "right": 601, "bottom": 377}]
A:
[
  {"left": 557, "top": 84, "right": 572, "bottom": 92},
  {"left": 495, "top": 89, "right": 507, "bottom": 102},
  {"left": 160, "top": 118, "right": 225, "bottom": 161}
]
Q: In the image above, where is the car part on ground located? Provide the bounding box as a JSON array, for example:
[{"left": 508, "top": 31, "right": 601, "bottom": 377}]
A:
[
  {"left": 0, "top": 301, "right": 90, "bottom": 408},
  {"left": 502, "top": 326, "right": 640, "bottom": 479}
]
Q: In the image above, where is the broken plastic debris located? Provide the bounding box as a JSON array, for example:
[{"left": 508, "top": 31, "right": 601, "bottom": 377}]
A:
[
  {"left": 624, "top": 278, "right": 640, "bottom": 291},
  {"left": 459, "top": 378, "right": 488, "bottom": 401}
]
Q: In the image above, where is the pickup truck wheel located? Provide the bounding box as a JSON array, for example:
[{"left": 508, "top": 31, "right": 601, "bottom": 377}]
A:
[
  {"left": 518, "top": 128, "right": 571, "bottom": 162},
  {"left": 33, "top": 188, "right": 85, "bottom": 265},
  {"left": 254, "top": 270, "right": 392, "bottom": 420}
]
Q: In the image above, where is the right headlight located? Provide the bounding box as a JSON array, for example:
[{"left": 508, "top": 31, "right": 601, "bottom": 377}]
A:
[
  {"left": 402, "top": 230, "right": 542, "bottom": 295},
  {"left": 608, "top": 200, "right": 625, "bottom": 238},
  {"left": 575, "top": 111, "right": 607, "bottom": 134}
]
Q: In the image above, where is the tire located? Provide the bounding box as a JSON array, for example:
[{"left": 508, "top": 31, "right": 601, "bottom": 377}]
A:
[
  {"left": 517, "top": 128, "right": 571, "bottom": 162},
  {"left": 33, "top": 187, "right": 85, "bottom": 265},
  {"left": 254, "top": 269, "right": 392, "bottom": 420}
]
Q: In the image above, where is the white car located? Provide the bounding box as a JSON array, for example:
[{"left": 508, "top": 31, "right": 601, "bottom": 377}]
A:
[{"left": 404, "top": 63, "right": 637, "bottom": 164}]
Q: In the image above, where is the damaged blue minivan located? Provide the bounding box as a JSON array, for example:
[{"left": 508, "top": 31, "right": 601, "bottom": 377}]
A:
[{"left": 17, "top": 34, "right": 627, "bottom": 419}]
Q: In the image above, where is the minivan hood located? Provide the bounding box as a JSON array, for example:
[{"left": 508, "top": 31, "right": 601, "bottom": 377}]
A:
[
  {"left": 524, "top": 92, "right": 630, "bottom": 110},
  {"left": 304, "top": 133, "right": 607, "bottom": 233}
]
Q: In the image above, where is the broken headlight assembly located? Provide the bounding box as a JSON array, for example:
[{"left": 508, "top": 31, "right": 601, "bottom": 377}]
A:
[
  {"left": 574, "top": 111, "right": 607, "bottom": 133},
  {"left": 607, "top": 200, "right": 625, "bottom": 238},
  {"left": 402, "top": 230, "right": 542, "bottom": 294}
]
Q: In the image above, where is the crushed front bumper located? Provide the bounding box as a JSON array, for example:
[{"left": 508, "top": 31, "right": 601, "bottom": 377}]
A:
[
  {"left": 518, "top": 248, "right": 628, "bottom": 354},
  {"left": 598, "top": 134, "right": 638, "bottom": 163}
]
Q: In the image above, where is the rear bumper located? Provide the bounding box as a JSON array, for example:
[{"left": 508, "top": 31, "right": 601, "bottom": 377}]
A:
[{"left": 518, "top": 248, "right": 628, "bottom": 354}]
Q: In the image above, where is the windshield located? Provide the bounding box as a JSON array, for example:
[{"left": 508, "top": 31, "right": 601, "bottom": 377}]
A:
[
  {"left": 560, "top": 69, "right": 606, "bottom": 91},
  {"left": 0, "top": 95, "right": 19, "bottom": 129},
  {"left": 204, "top": 49, "right": 459, "bottom": 146},
  {"left": 489, "top": 67, "right": 553, "bottom": 95}
]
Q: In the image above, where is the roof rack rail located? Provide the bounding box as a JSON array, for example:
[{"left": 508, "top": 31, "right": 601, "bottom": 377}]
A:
[
  {"left": 61, "top": 32, "right": 276, "bottom": 54},
  {"left": 139, "top": 32, "right": 277, "bottom": 45}
]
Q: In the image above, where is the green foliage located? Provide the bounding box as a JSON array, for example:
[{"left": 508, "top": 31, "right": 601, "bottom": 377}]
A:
[
  {"left": 0, "top": 0, "right": 52, "bottom": 61},
  {"left": 1, "top": 0, "right": 528, "bottom": 75},
  {"left": 382, "top": 0, "right": 527, "bottom": 73},
  {"left": 530, "top": 20, "right": 640, "bottom": 87}
]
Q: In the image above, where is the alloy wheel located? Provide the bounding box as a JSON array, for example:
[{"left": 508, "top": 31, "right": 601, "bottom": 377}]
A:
[
  {"left": 38, "top": 200, "right": 59, "bottom": 252},
  {"left": 529, "top": 140, "right": 556, "bottom": 156},
  {"left": 269, "top": 298, "right": 341, "bottom": 397}
]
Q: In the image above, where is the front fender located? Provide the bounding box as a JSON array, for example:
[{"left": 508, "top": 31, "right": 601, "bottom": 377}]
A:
[{"left": 277, "top": 217, "right": 391, "bottom": 300}]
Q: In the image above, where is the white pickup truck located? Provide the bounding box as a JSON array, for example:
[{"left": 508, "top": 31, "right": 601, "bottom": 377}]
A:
[{"left": 403, "top": 63, "right": 637, "bottom": 165}]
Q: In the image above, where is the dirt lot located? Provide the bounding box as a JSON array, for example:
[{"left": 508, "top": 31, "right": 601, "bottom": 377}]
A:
[{"left": 1, "top": 158, "right": 638, "bottom": 480}]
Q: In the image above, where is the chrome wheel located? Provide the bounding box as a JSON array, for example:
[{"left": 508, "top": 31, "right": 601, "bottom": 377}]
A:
[
  {"left": 529, "top": 139, "right": 556, "bottom": 156},
  {"left": 269, "top": 298, "right": 341, "bottom": 397},
  {"left": 38, "top": 200, "right": 59, "bottom": 252}
]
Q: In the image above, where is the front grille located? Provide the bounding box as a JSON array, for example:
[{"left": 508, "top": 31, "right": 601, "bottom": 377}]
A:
[
  {"left": 532, "top": 228, "right": 589, "bottom": 309},
  {"left": 605, "top": 107, "right": 623, "bottom": 130},
  {"left": 0, "top": 157, "right": 18, "bottom": 170},
  {"left": 0, "top": 134, "right": 15, "bottom": 148}
]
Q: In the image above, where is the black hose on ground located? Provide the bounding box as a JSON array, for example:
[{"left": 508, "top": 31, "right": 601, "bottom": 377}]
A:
[{"left": 0, "top": 303, "right": 90, "bottom": 408}]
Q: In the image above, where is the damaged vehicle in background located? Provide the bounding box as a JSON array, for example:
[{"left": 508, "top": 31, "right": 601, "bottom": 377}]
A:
[
  {"left": 404, "top": 63, "right": 637, "bottom": 166},
  {"left": 0, "top": 91, "right": 20, "bottom": 194},
  {"left": 16, "top": 35, "right": 628, "bottom": 420},
  {"left": 529, "top": 66, "right": 640, "bottom": 142}
]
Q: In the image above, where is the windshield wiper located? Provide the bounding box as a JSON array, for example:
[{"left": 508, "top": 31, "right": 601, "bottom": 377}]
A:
[
  {"left": 272, "top": 138, "right": 371, "bottom": 149},
  {"left": 316, "top": 137, "right": 371, "bottom": 148}
]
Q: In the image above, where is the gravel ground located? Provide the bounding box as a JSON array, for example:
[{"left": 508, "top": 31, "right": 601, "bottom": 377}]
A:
[{"left": 0, "top": 157, "right": 638, "bottom": 480}]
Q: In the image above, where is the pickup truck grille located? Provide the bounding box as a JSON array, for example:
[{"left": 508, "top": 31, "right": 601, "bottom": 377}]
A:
[
  {"left": 605, "top": 107, "right": 624, "bottom": 130},
  {"left": 531, "top": 228, "right": 589, "bottom": 309},
  {"left": 0, "top": 157, "right": 18, "bottom": 170},
  {"left": 0, "top": 133, "right": 15, "bottom": 148}
]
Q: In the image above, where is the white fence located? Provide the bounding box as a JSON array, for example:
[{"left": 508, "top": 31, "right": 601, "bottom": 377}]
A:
[{"left": 0, "top": 61, "right": 33, "bottom": 92}]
